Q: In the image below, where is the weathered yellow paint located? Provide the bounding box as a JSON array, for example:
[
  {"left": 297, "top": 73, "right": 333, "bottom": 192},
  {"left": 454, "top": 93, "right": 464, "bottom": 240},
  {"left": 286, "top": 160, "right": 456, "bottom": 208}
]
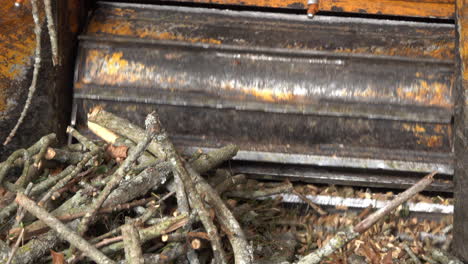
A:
[{"left": 88, "top": 19, "right": 222, "bottom": 45}]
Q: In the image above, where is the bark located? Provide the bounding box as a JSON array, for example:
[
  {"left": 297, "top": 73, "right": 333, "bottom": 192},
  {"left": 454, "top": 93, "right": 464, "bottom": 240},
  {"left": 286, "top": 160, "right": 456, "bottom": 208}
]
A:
[
  {"left": 215, "top": 174, "right": 247, "bottom": 194},
  {"left": 189, "top": 144, "right": 238, "bottom": 174},
  {"left": 100, "top": 214, "right": 188, "bottom": 255},
  {"left": 431, "top": 249, "right": 464, "bottom": 264},
  {"left": 45, "top": 148, "right": 84, "bottom": 165},
  {"left": 77, "top": 113, "right": 158, "bottom": 236},
  {"left": 354, "top": 172, "right": 435, "bottom": 233},
  {"left": 122, "top": 223, "right": 144, "bottom": 264},
  {"left": 297, "top": 172, "right": 436, "bottom": 264},
  {"left": 226, "top": 181, "right": 294, "bottom": 199},
  {"left": 88, "top": 107, "right": 166, "bottom": 160},
  {"left": 1, "top": 144, "right": 235, "bottom": 264},
  {"left": 15, "top": 193, "right": 115, "bottom": 264},
  {"left": 187, "top": 165, "right": 253, "bottom": 264},
  {"left": 0, "top": 166, "right": 76, "bottom": 223}
]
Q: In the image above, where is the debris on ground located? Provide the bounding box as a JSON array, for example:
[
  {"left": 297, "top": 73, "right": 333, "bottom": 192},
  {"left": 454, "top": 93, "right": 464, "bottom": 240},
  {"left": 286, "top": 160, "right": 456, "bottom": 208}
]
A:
[{"left": 0, "top": 108, "right": 457, "bottom": 264}]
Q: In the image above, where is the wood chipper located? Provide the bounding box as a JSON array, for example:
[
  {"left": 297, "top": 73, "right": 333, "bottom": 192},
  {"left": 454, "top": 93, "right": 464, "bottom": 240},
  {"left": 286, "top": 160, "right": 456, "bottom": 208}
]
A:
[{"left": 1, "top": 0, "right": 468, "bottom": 261}]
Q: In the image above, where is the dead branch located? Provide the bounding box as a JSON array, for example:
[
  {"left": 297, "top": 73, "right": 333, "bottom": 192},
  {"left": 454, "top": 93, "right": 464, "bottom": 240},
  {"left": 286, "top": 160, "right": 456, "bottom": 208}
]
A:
[
  {"left": 162, "top": 232, "right": 187, "bottom": 242},
  {"left": 0, "top": 166, "right": 76, "bottom": 223},
  {"left": 117, "top": 244, "right": 187, "bottom": 264},
  {"left": 38, "top": 149, "right": 99, "bottom": 206},
  {"left": 99, "top": 214, "right": 188, "bottom": 255},
  {"left": 77, "top": 112, "right": 160, "bottom": 236},
  {"left": 187, "top": 164, "right": 253, "bottom": 264},
  {"left": 9, "top": 196, "right": 158, "bottom": 239},
  {"left": 148, "top": 114, "right": 228, "bottom": 264},
  {"left": 33, "top": 135, "right": 54, "bottom": 167},
  {"left": 354, "top": 171, "right": 436, "bottom": 233},
  {"left": 3, "top": 0, "right": 42, "bottom": 146},
  {"left": 0, "top": 149, "right": 30, "bottom": 186},
  {"left": 226, "top": 181, "right": 294, "bottom": 199},
  {"left": 297, "top": 172, "right": 436, "bottom": 264},
  {"left": 292, "top": 188, "right": 327, "bottom": 216},
  {"left": 431, "top": 248, "right": 463, "bottom": 264},
  {"left": 189, "top": 144, "right": 238, "bottom": 174},
  {"left": 45, "top": 148, "right": 84, "bottom": 164},
  {"left": 15, "top": 193, "right": 115, "bottom": 264},
  {"left": 88, "top": 107, "right": 166, "bottom": 160},
  {"left": 215, "top": 174, "right": 247, "bottom": 194},
  {"left": 43, "top": 0, "right": 59, "bottom": 65},
  {"left": 88, "top": 121, "right": 119, "bottom": 144},
  {"left": 122, "top": 223, "right": 143, "bottom": 264},
  {"left": 402, "top": 243, "right": 422, "bottom": 264},
  {"left": 6, "top": 228, "right": 24, "bottom": 264},
  {"left": 0, "top": 135, "right": 238, "bottom": 264},
  {"left": 12, "top": 182, "right": 34, "bottom": 229}
]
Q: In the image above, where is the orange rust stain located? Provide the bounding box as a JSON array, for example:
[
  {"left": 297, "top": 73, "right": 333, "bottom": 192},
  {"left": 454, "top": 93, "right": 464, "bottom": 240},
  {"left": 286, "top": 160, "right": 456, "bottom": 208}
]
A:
[
  {"left": 191, "top": 0, "right": 305, "bottom": 9},
  {"left": 417, "top": 135, "right": 443, "bottom": 148},
  {"left": 0, "top": 0, "right": 37, "bottom": 112},
  {"left": 319, "top": 0, "right": 454, "bottom": 19},
  {"left": 402, "top": 124, "right": 426, "bottom": 133},
  {"left": 397, "top": 80, "right": 452, "bottom": 107},
  {"left": 0, "top": 84, "right": 6, "bottom": 112},
  {"left": 87, "top": 19, "right": 222, "bottom": 45},
  {"left": 402, "top": 123, "right": 444, "bottom": 148},
  {"left": 333, "top": 42, "right": 454, "bottom": 60},
  {"left": 434, "top": 124, "right": 445, "bottom": 134},
  {"left": 459, "top": 14, "right": 468, "bottom": 81},
  {"left": 154, "top": 0, "right": 454, "bottom": 18},
  {"left": 84, "top": 49, "right": 189, "bottom": 87}
]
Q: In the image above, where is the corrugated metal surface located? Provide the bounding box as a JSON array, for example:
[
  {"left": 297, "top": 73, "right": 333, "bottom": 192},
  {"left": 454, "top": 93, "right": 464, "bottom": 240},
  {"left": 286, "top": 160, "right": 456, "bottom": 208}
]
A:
[{"left": 74, "top": 3, "right": 455, "bottom": 175}]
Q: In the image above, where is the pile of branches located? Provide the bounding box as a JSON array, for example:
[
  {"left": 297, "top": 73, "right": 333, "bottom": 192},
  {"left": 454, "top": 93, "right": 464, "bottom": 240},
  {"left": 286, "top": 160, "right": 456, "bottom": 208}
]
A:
[{"left": 0, "top": 108, "right": 461, "bottom": 264}]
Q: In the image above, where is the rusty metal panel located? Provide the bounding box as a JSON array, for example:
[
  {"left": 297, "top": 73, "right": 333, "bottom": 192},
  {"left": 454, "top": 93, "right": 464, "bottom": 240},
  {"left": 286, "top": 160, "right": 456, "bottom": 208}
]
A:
[
  {"left": 137, "top": 0, "right": 455, "bottom": 19},
  {"left": 0, "top": 0, "right": 84, "bottom": 158},
  {"left": 74, "top": 3, "right": 455, "bottom": 174}
]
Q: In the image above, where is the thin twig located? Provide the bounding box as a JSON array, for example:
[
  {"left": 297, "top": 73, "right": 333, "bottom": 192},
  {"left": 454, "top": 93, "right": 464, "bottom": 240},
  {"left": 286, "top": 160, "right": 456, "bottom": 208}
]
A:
[
  {"left": 77, "top": 112, "right": 160, "bottom": 236},
  {"left": 402, "top": 243, "right": 422, "bottom": 264},
  {"left": 215, "top": 174, "right": 247, "bottom": 194},
  {"left": 12, "top": 183, "right": 34, "bottom": 229},
  {"left": 354, "top": 172, "right": 436, "bottom": 233},
  {"left": 15, "top": 193, "right": 115, "bottom": 264},
  {"left": 43, "top": 0, "right": 59, "bottom": 65},
  {"left": 187, "top": 164, "right": 253, "bottom": 264},
  {"left": 0, "top": 149, "right": 29, "bottom": 185},
  {"left": 292, "top": 188, "right": 327, "bottom": 216},
  {"left": 38, "top": 150, "right": 99, "bottom": 206},
  {"left": 33, "top": 135, "right": 54, "bottom": 167},
  {"left": 149, "top": 113, "right": 228, "bottom": 264},
  {"left": 6, "top": 228, "right": 24, "bottom": 264},
  {"left": 226, "top": 181, "right": 294, "bottom": 199},
  {"left": 3, "top": 0, "right": 42, "bottom": 145},
  {"left": 297, "top": 171, "right": 436, "bottom": 264}
]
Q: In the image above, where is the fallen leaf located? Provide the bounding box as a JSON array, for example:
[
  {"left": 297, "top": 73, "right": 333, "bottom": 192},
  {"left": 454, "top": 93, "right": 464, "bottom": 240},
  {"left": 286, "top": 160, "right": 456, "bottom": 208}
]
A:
[
  {"left": 50, "top": 250, "right": 65, "bottom": 264},
  {"left": 381, "top": 250, "right": 393, "bottom": 264},
  {"left": 106, "top": 144, "right": 128, "bottom": 159}
]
